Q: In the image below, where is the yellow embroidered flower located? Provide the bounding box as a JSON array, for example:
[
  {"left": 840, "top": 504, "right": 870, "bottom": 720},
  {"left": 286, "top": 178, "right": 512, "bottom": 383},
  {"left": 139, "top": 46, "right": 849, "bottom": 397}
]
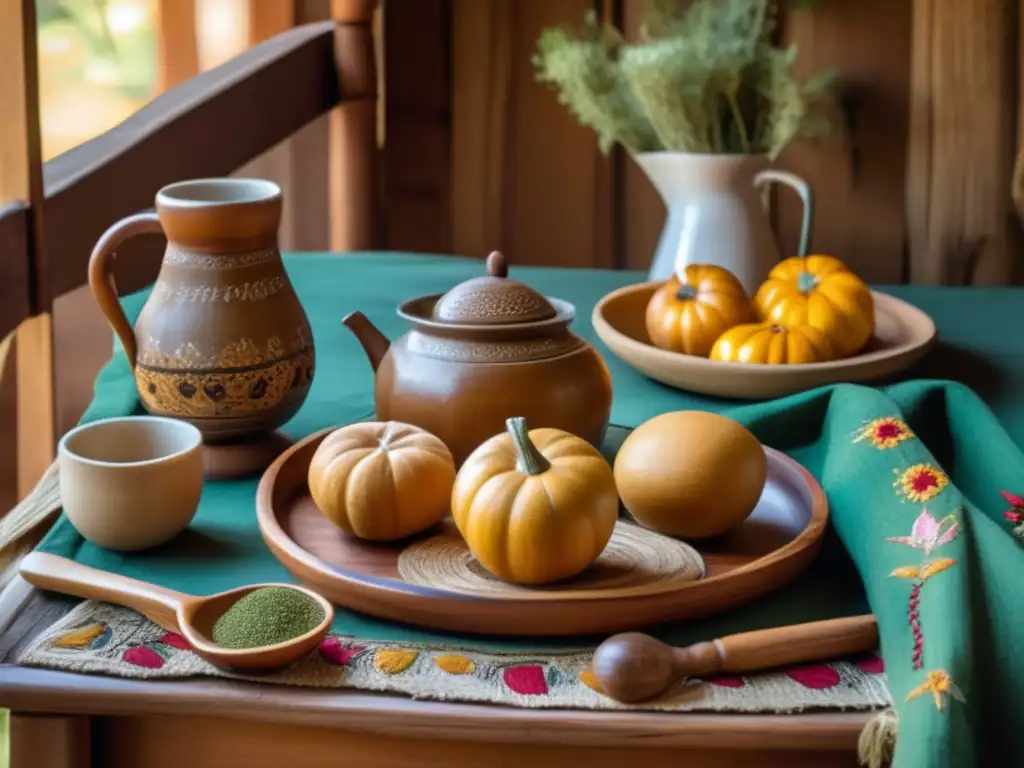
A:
[
  {"left": 373, "top": 649, "right": 418, "bottom": 674},
  {"left": 578, "top": 668, "right": 604, "bottom": 693},
  {"left": 894, "top": 464, "right": 948, "bottom": 503},
  {"left": 854, "top": 417, "right": 914, "bottom": 449},
  {"left": 433, "top": 654, "right": 476, "bottom": 675},
  {"left": 906, "top": 669, "right": 965, "bottom": 712}
]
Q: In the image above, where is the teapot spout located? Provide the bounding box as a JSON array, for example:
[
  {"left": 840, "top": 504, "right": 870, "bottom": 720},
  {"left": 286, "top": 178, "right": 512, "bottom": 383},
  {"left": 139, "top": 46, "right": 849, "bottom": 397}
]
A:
[{"left": 342, "top": 311, "right": 391, "bottom": 373}]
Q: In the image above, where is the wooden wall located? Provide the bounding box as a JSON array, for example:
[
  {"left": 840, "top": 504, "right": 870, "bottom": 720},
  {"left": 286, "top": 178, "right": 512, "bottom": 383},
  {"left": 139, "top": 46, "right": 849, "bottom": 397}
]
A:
[{"left": 382, "top": 0, "right": 1023, "bottom": 285}]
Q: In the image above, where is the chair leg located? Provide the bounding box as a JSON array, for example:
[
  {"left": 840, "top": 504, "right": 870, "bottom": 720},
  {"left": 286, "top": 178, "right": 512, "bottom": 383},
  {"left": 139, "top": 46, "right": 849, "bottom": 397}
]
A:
[{"left": 16, "top": 314, "right": 55, "bottom": 500}]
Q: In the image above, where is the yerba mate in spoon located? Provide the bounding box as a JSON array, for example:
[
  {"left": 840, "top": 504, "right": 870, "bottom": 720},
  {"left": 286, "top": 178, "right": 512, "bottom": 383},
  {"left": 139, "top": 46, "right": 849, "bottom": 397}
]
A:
[{"left": 20, "top": 552, "right": 333, "bottom": 671}]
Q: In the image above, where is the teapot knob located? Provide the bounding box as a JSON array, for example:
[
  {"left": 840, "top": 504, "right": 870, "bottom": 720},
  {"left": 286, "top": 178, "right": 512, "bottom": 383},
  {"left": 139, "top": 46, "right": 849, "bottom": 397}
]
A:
[{"left": 486, "top": 251, "right": 508, "bottom": 279}]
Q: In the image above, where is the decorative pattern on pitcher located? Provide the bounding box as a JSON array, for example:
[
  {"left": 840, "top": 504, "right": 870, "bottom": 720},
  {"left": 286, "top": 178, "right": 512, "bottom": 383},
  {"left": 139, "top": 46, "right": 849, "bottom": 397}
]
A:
[
  {"left": 163, "top": 245, "right": 279, "bottom": 269},
  {"left": 152, "top": 276, "right": 286, "bottom": 304},
  {"left": 135, "top": 328, "right": 314, "bottom": 419}
]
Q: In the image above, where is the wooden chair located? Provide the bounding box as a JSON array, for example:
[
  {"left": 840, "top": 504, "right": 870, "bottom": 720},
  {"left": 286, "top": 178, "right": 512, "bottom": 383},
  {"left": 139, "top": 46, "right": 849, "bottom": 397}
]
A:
[{"left": 0, "top": 0, "right": 380, "bottom": 518}]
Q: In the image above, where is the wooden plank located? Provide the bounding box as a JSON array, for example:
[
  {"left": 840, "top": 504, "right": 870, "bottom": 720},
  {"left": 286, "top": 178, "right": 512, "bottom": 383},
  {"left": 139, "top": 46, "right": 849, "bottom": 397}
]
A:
[
  {"left": 0, "top": 664, "right": 867, "bottom": 751},
  {"left": 39, "top": 22, "right": 342, "bottom": 298},
  {"left": 906, "top": 0, "right": 1018, "bottom": 285},
  {"left": 9, "top": 713, "right": 90, "bottom": 768},
  {"left": 383, "top": 0, "right": 452, "bottom": 254},
  {"left": 451, "top": 0, "right": 513, "bottom": 258},
  {"left": 15, "top": 315, "right": 54, "bottom": 499},
  {"left": 155, "top": 0, "right": 200, "bottom": 92},
  {"left": 97, "top": 714, "right": 858, "bottom": 768},
  {"left": 775, "top": 0, "right": 912, "bottom": 285},
  {"left": 249, "top": 0, "right": 296, "bottom": 44}
]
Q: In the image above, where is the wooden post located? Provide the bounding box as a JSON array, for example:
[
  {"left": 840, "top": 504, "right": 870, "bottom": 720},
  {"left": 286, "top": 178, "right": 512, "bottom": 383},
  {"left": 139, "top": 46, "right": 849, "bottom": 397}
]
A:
[
  {"left": 155, "top": 0, "right": 200, "bottom": 92},
  {"left": 906, "top": 0, "right": 1019, "bottom": 285},
  {"left": 0, "top": 0, "right": 55, "bottom": 498},
  {"left": 10, "top": 714, "right": 91, "bottom": 768},
  {"left": 329, "top": 0, "right": 380, "bottom": 251}
]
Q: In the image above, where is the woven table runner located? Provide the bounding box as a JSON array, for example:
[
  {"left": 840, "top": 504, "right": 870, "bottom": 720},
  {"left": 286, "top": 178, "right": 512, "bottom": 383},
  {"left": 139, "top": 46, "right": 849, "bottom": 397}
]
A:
[{"left": 19, "top": 600, "right": 891, "bottom": 713}]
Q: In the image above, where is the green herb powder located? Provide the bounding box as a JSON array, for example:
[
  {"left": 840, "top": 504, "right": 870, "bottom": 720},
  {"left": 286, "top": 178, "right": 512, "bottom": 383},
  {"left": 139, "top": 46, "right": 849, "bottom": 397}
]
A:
[{"left": 212, "top": 587, "right": 324, "bottom": 650}]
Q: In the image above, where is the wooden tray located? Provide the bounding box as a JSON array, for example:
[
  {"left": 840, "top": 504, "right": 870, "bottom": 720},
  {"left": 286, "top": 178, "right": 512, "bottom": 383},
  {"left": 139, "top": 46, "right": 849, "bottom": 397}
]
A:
[
  {"left": 256, "top": 425, "right": 829, "bottom": 637},
  {"left": 592, "top": 282, "right": 937, "bottom": 399}
]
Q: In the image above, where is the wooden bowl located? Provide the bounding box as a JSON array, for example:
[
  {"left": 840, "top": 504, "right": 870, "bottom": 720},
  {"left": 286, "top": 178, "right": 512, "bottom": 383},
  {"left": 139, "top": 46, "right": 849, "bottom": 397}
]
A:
[
  {"left": 255, "top": 425, "right": 829, "bottom": 637},
  {"left": 592, "top": 282, "right": 937, "bottom": 400}
]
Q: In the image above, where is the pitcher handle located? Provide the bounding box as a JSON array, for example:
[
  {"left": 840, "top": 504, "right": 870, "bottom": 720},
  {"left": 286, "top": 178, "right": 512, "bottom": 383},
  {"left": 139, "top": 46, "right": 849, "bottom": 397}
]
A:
[
  {"left": 753, "top": 170, "right": 814, "bottom": 258},
  {"left": 87, "top": 212, "right": 164, "bottom": 371}
]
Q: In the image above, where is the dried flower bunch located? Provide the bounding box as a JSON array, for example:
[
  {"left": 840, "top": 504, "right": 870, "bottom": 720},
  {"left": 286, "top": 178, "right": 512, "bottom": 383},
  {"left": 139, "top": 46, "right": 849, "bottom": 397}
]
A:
[{"left": 533, "top": 0, "right": 835, "bottom": 159}]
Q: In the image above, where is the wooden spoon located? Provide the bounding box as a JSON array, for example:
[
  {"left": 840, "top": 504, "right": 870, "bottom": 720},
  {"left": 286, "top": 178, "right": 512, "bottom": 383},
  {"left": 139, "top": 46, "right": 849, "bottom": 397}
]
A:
[
  {"left": 591, "top": 614, "right": 879, "bottom": 703},
  {"left": 20, "top": 552, "right": 334, "bottom": 672}
]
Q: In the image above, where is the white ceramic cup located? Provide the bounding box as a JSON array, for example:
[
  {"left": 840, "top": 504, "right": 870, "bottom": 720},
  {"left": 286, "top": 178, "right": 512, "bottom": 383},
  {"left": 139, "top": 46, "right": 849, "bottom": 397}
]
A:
[{"left": 58, "top": 416, "right": 204, "bottom": 550}]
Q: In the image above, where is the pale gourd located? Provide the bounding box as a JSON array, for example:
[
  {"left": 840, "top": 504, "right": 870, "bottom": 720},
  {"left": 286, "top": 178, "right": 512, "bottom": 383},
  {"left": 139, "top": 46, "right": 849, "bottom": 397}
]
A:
[
  {"left": 308, "top": 421, "right": 455, "bottom": 542},
  {"left": 614, "top": 411, "right": 767, "bottom": 539},
  {"left": 451, "top": 417, "right": 619, "bottom": 585}
]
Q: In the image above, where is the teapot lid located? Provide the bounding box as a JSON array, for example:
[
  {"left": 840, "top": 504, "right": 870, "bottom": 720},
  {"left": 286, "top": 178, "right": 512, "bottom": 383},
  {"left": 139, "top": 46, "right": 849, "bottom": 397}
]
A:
[{"left": 432, "top": 251, "right": 558, "bottom": 325}]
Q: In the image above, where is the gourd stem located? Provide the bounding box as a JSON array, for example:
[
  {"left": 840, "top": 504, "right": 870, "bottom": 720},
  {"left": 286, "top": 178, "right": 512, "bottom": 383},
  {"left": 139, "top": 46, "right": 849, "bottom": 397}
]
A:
[
  {"left": 675, "top": 284, "right": 697, "bottom": 302},
  {"left": 506, "top": 417, "right": 551, "bottom": 475},
  {"left": 797, "top": 271, "right": 817, "bottom": 293}
]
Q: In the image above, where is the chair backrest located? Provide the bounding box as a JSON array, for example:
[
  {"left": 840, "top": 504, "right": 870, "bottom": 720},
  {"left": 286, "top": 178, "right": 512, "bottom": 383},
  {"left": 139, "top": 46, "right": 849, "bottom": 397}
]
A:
[{"left": 0, "top": 0, "right": 380, "bottom": 500}]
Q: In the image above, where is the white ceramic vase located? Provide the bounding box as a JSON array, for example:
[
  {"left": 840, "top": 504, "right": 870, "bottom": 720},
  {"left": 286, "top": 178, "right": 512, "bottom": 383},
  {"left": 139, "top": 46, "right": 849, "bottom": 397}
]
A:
[{"left": 634, "top": 152, "right": 814, "bottom": 296}]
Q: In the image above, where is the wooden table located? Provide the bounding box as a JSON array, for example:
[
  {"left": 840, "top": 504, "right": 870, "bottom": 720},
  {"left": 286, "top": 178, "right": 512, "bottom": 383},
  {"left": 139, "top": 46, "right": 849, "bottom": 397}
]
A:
[{"left": 0, "top": 590, "right": 868, "bottom": 768}]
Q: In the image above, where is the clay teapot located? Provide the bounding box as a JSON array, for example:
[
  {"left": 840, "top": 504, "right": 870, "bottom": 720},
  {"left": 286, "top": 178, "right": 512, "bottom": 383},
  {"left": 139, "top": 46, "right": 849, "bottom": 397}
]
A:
[{"left": 342, "top": 252, "right": 613, "bottom": 465}]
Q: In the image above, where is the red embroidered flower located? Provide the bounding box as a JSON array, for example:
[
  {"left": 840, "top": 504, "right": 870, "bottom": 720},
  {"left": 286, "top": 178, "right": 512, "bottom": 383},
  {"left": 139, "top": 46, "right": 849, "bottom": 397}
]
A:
[
  {"left": 854, "top": 417, "right": 914, "bottom": 449},
  {"left": 1001, "top": 491, "right": 1024, "bottom": 544},
  {"left": 503, "top": 665, "right": 548, "bottom": 695},
  {"left": 894, "top": 464, "right": 948, "bottom": 503},
  {"left": 159, "top": 632, "right": 190, "bottom": 650},
  {"left": 122, "top": 646, "right": 165, "bottom": 669},
  {"left": 319, "top": 637, "right": 365, "bottom": 666}
]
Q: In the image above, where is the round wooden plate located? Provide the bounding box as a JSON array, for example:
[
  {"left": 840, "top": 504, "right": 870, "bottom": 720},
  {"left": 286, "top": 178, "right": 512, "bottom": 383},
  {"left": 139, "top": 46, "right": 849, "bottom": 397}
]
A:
[
  {"left": 592, "top": 282, "right": 937, "bottom": 399},
  {"left": 255, "top": 425, "right": 829, "bottom": 637}
]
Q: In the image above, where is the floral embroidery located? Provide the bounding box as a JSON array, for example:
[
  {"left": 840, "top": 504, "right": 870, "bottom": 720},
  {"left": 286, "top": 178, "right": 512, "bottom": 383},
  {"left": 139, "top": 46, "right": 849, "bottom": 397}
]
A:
[
  {"left": 434, "top": 654, "right": 476, "bottom": 675},
  {"left": 887, "top": 509, "right": 960, "bottom": 669},
  {"left": 894, "top": 464, "right": 948, "bottom": 503},
  {"left": 503, "top": 665, "right": 548, "bottom": 695},
  {"left": 906, "top": 669, "right": 965, "bottom": 712},
  {"left": 373, "top": 649, "right": 418, "bottom": 674},
  {"left": 578, "top": 668, "right": 603, "bottom": 693},
  {"left": 319, "top": 637, "right": 365, "bottom": 666},
  {"left": 53, "top": 623, "right": 111, "bottom": 650},
  {"left": 886, "top": 509, "right": 959, "bottom": 555},
  {"left": 854, "top": 417, "right": 915, "bottom": 449},
  {"left": 999, "top": 490, "right": 1024, "bottom": 545}
]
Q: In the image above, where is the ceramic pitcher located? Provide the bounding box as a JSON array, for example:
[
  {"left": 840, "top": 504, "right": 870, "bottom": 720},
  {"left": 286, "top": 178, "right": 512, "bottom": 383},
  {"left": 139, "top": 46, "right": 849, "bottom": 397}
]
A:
[
  {"left": 88, "top": 178, "right": 314, "bottom": 442},
  {"left": 635, "top": 152, "right": 813, "bottom": 295}
]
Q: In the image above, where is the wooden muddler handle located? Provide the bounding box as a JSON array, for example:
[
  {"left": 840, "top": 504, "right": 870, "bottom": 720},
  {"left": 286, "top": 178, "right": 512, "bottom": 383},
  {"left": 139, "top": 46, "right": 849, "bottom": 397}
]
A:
[
  {"left": 672, "top": 614, "right": 879, "bottom": 678},
  {"left": 591, "top": 614, "right": 879, "bottom": 704}
]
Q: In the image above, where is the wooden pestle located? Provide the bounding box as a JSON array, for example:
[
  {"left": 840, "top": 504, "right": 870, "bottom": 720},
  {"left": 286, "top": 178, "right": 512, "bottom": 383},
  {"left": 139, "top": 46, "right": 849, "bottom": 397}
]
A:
[{"left": 591, "top": 614, "right": 879, "bottom": 703}]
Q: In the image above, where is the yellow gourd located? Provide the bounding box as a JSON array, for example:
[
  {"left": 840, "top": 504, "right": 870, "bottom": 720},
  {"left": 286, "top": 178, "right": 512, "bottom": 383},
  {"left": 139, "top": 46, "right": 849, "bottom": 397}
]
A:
[
  {"left": 451, "top": 417, "right": 619, "bottom": 585},
  {"left": 645, "top": 264, "right": 752, "bottom": 357},
  {"left": 754, "top": 255, "right": 874, "bottom": 357},
  {"left": 710, "top": 322, "right": 834, "bottom": 365},
  {"left": 308, "top": 421, "right": 455, "bottom": 541}
]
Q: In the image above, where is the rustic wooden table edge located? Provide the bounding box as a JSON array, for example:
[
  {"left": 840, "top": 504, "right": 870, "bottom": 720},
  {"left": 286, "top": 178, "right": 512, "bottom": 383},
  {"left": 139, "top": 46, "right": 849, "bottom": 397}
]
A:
[{"left": 0, "top": 665, "right": 870, "bottom": 750}]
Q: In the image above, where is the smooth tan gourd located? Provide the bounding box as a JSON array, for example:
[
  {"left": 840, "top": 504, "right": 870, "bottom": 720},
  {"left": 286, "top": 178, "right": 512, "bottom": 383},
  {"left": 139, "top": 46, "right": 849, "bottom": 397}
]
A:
[
  {"left": 710, "top": 322, "right": 834, "bottom": 364},
  {"left": 307, "top": 421, "right": 455, "bottom": 542},
  {"left": 645, "top": 264, "right": 752, "bottom": 357},
  {"left": 451, "top": 417, "right": 619, "bottom": 585},
  {"left": 614, "top": 411, "right": 767, "bottom": 539},
  {"left": 754, "top": 255, "right": 874, "bottom": 357}
]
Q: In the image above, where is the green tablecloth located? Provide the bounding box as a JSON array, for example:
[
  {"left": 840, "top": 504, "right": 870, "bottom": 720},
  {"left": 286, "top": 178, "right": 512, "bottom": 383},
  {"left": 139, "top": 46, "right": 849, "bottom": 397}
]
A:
[{"left": 37, "top": 253, "right": 1024, "bottom": 767}]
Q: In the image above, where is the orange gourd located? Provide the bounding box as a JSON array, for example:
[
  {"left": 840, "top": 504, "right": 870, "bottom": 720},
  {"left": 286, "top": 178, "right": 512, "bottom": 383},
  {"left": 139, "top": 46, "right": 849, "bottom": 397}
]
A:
[
  {"left": 451, "top": 417, "right": 619, "bottom": 585},
  {"left": 308, "top": 421, "right": 455, "bottom": 541},
  {"left": 645, "top": 264, "right": 752, "bottom": 357},
  {"left": 754, "top": 255, "right": 874, "bottom": 357},
  {"left": 710, "top": 322, "right": 834, "bottom": 365}
]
